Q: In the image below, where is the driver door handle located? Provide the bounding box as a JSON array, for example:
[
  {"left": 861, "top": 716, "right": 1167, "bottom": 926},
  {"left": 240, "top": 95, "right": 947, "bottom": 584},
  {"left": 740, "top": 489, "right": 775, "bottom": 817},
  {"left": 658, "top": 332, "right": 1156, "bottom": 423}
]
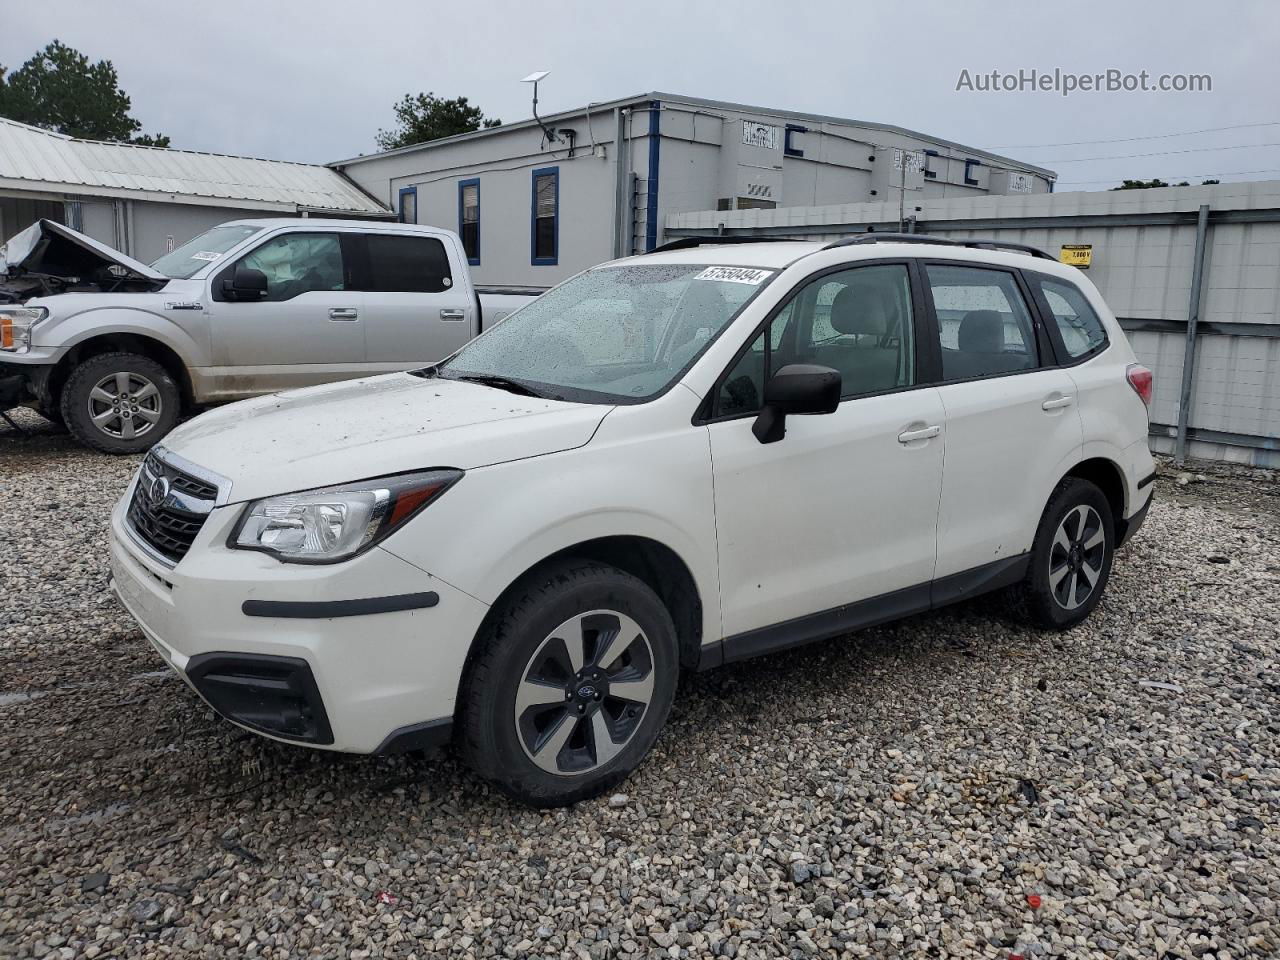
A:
[
  {"left": 329, "top": 308, "right": 358, "bottom": 321},
  {"left": 898, "top": 424, "right": 941, "bottom": 444},
  {"left": 439, "top": 308, "right": 466, "bottom": 321}
]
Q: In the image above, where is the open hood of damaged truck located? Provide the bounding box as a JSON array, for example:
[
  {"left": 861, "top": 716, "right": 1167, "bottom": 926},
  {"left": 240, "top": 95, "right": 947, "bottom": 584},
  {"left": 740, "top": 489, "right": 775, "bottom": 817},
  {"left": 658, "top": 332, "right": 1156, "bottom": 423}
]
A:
[{"left": 0, "top": 219, "right": 167, "bottom": 301}]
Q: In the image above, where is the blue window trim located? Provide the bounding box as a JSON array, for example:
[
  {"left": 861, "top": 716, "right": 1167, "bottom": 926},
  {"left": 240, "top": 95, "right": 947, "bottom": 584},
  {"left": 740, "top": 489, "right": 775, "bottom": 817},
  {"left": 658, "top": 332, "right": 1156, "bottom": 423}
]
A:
[
  {"left": 531, "top": 166, "right": 559, "bottom": 266},
  {"left": 397, "top": 186, "right": 417, "bottom": 223},
  {"left": 458, "top": 177, "right": 480, "bottom": 266},
  {"left": 964, "top": 159, "right": 982, "bottom": 186},
  {"left": 784, "top": 123, "right": 807, "bottom": 158},
  {"left": 644, "top": 100, "right": 661, "bottom": 252}
]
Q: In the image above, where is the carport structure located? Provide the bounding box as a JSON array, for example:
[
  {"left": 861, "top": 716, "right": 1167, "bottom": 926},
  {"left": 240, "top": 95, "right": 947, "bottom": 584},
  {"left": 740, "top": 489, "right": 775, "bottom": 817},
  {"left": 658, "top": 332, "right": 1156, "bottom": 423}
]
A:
[{"left": 0, "top": 117, "right": 391, "bottom": 264}]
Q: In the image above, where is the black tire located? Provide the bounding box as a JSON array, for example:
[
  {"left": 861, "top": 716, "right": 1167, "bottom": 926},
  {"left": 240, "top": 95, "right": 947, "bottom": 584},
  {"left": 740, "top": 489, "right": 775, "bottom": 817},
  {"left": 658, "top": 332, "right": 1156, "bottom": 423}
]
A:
[
  {"left": 60, "top": 352, "right": 180, "bottom": 454},
  {"left": 457, "top": 559, "right": 679, "bottom": 808},
  {"left": 1014, "top": 477, "right": 1115, "bottom": 630}
]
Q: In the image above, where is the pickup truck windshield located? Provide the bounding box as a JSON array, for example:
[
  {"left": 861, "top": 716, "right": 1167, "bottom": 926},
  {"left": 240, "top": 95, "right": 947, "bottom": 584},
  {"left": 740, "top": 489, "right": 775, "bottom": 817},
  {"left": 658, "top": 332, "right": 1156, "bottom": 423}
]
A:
[
  {"left": 151, "top": 224, "right": 263, "bottom": 279},
  {"left": 440, "top": 263, "right": 775, "bottom": 403}
]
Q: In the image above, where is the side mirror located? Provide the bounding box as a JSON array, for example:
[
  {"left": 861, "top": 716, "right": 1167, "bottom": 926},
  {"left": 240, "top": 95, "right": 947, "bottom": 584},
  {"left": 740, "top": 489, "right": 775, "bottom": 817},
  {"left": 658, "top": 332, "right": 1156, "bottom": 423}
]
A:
[
  {"left": 221, "top": 266, "right": 268, "bottom": 301},
  {"left": 752, "top": 363, "right": 841, "bottom": 444}
]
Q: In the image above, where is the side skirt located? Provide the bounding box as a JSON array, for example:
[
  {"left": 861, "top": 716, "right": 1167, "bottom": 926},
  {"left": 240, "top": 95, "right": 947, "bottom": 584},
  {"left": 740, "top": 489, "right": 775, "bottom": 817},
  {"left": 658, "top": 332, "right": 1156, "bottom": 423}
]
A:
[{"left": 699, "top": 553, "right": 1030, "bottom": 670}]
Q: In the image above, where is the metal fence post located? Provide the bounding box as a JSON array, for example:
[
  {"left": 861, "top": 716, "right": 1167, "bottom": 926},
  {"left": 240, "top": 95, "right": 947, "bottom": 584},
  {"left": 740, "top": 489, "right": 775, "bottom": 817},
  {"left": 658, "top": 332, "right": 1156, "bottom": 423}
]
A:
[{"left": 1175, "top": 203, "right": 1211, "bottom": 464}]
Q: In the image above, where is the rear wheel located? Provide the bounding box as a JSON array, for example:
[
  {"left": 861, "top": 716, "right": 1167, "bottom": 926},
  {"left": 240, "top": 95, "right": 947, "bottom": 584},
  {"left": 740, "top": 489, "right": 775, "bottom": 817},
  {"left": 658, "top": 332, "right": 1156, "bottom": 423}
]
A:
[
  {"left": 458, "top": 560, "right": 678, "bottom": 807},
  {"left": 1015, "top": 477, "right": 1114, "bottom": 630},
  {"left": 60, "top": 352, "right": 180, "bottom": 454}
]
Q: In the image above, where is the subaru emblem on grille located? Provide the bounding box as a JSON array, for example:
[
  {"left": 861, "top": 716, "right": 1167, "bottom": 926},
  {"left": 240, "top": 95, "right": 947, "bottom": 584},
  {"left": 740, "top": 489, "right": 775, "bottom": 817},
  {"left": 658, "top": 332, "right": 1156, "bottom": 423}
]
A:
[{"left": 149, "top": 475, "right": 171, "bottom": 504}]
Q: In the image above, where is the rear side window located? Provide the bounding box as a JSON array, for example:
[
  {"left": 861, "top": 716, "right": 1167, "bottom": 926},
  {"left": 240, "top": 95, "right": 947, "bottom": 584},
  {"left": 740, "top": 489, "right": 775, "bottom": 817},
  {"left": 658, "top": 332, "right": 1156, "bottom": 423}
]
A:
[
  {"left": 1034, "top": 276, "right": 1109, "bottom": 359},
  {"left": 364, "top": 234, "right": 452, "bottom": 293},
  {"left": 925, "top": 264, "right": 1038, "bottom": 381}
]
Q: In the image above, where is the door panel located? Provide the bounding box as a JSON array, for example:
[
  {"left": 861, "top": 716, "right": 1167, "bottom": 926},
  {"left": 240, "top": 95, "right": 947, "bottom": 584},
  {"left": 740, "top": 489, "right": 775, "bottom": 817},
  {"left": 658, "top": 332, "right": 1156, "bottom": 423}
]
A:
[
  {"left": 358, "top": 232, "right": 474, "bottom": 369},
  {"left": 710, "top": 388, "right": 947, "bottom": 638},
  {"left": 922, "top": 262, "right": 1083, "bottom": 579},
  {"left": 207, "top": 231, "right": 364, "bottom": 398}
]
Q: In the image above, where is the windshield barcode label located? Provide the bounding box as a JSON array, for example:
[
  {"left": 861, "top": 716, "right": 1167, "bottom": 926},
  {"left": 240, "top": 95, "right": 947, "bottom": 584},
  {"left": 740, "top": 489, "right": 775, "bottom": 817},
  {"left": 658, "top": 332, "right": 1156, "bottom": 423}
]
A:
[{"left": 693, "top": 266, "right": 772, "bottom": 285}]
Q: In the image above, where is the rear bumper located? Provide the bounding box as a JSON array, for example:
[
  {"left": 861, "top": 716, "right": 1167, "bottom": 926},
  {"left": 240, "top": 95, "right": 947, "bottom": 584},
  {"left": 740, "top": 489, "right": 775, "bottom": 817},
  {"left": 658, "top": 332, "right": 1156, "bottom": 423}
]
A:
[{"left": 1117, "top": 489, "right": 1153, "bottom": 548}]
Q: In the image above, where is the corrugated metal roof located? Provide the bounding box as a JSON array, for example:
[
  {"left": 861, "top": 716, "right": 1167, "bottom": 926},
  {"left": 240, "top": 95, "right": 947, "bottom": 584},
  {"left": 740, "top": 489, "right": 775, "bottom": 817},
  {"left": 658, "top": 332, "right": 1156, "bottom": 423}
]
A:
[{"left": 0, "top": 117, "right": 389, "bottom": 215}]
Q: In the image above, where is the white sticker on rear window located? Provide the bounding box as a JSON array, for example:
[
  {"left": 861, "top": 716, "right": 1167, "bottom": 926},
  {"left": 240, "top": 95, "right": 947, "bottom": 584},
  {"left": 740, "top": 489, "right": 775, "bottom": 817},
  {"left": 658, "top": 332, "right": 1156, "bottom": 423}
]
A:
[
  {"left": 190, "top": 251, "right": 221, "bottom": 262},
  {"left": 693, "top": 266, "right": 772, "bottom": 285}
]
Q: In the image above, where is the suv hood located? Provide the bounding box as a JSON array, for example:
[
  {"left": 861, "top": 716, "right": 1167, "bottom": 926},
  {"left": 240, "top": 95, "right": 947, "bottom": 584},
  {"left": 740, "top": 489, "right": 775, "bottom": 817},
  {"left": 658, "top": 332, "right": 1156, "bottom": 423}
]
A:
[
  {"left": 161, "top": 373, "right": 612, "bottom": 503},
  {"left": 0, "top": 219, "right": 167, "bottom": 301}
]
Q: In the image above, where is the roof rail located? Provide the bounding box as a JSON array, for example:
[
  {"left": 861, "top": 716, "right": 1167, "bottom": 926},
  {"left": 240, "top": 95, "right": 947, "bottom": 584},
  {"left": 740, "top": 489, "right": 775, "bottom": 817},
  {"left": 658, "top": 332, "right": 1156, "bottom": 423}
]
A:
[
  {"left": 645, "top": 236, "right": 788, "bottom": 254},
  {"left": 824, "top": 233, "right": 1057, "bottom": 261}
]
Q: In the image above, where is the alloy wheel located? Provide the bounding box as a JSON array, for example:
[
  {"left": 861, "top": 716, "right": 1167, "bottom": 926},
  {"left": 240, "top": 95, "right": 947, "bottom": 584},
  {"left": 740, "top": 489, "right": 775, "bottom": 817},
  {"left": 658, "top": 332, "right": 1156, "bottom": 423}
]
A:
[
  {"left": 1048, "top": 504, "right": 1106, "bottom": 610},
  {"left": 514, "top": 610, "right": 656, "bottom": 776},
  {"left": 87, "top": 372, "right": 163, "bottom": 441}
]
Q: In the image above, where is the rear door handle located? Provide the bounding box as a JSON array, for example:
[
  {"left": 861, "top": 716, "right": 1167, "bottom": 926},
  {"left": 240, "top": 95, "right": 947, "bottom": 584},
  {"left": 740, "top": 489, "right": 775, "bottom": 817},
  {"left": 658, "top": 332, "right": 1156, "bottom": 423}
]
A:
[
  {"left": 1042, "top": 395, "right": 1074, "bottom": 411},
  {"left": 329, "top": 308, "right": 358, "bottom": 321},
  {"left": 898, "top": 424, "right": 941, "bottom": 444},
  {"left": 439, "top": 308, "right": 466, "bottom": 321}
]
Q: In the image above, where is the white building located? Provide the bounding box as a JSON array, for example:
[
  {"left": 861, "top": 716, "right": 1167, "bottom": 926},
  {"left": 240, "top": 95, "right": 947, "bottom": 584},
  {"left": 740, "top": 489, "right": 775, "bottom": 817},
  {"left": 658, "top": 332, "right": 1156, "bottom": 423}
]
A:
[
  {"left": 331, "top": 91, "right": 1057, "bottom": 287},
  {"left": 0, "top": 117, "right": 390, "bottom": 263}
]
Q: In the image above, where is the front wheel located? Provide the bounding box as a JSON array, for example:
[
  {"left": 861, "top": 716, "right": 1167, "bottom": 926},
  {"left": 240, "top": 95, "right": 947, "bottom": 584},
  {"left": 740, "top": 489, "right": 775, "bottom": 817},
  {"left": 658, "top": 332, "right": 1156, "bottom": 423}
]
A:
[
  {"left": 60, "top": 352, "right": 180, "bottom": 454},
  {"left": 1015, "top": 477, "right": 1115, "bottom": 630},
  {"left": 457, "top": 560, "right": 678, "bottom": 807}
]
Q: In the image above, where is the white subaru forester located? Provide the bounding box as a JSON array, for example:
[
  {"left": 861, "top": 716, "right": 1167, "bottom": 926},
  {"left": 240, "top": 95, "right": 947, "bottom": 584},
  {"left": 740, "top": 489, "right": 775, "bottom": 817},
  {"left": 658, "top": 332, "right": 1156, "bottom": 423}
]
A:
[{"left": 109, "top": 235, "right": 1156, "bottom": 807}]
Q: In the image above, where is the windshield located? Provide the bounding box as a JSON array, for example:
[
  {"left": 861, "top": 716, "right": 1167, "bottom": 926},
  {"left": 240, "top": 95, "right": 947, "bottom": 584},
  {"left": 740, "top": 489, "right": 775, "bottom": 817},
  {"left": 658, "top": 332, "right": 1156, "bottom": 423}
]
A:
[
  {"left": 150, "top": 224, "right": 263, "bottom": 279},
  {"left": 440, "top": 263, "right": 775, "bottom": 402}
]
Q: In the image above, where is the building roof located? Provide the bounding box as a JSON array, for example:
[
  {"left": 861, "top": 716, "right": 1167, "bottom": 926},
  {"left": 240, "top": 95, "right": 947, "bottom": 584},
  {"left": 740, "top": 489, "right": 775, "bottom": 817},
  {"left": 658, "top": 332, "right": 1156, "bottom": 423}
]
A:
[
  {"left": 0, "top": 117, "right": 390, "bottom": 216},
  {"left": 329, "top": 90, "right": 1056, "bottom": 180}
]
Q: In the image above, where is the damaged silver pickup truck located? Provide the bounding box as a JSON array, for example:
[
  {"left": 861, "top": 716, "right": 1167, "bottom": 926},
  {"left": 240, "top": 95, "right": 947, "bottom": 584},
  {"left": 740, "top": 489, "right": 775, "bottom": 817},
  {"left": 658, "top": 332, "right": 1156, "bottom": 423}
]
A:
[{"left": 1, "top": 218, "right": 535, "bottom": 453}]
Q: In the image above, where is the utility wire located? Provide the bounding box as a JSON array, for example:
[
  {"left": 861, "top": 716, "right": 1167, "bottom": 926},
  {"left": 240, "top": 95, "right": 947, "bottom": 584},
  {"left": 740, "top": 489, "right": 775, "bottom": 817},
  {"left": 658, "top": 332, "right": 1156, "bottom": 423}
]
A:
[
  {"left": 992, "top": 121, "right": 1280, "bottom": 150},
  {"left": 1042, "top": 141, "right": 1280, "bottom": 163}
]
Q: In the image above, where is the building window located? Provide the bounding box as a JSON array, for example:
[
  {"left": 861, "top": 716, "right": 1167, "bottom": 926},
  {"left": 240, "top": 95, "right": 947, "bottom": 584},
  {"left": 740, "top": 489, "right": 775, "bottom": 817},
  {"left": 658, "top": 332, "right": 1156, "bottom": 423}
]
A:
[
  {"left": 531, "top": 167, "right": 558, "bottom": 265},
  {"left": 784, "top": 123, "right": 807, "bottom": 158},
  {"left": 923, "top": 149, "right": 939, "bottom": 180},
  {"left": 398, "top": 186, "right": 417, "bottom": 223},
  {"left": 458, "top": 178, "right": 480, "bottom": 265},
  {"left": 964, "top": 159, "right": 982, "bottom": 186}
]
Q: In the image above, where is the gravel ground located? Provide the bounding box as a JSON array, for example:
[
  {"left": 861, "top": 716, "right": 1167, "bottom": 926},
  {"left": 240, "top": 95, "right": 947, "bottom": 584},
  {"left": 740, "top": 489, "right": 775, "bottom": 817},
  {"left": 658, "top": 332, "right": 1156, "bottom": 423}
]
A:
[{"left": 1, "top": 408, "right": 1278, "bottom": 960}]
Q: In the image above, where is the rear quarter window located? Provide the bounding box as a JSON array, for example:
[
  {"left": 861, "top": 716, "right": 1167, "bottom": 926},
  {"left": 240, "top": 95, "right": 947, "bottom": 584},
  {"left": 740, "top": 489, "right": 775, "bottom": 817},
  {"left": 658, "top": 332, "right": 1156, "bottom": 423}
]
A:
[
  {"left": 364, "top": 234, "right": 453, "bottom": 293},
  {"left": 1034, "top": 275, "right": 1109, "bottom": 359}
]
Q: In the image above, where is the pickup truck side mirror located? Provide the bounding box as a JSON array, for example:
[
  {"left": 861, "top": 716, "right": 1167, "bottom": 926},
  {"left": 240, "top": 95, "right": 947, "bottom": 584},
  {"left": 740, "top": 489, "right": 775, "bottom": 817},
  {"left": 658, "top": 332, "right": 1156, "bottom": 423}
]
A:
[
  {"left": 752, "top": 363, "right": 841, "bottom": 444},
  {"left": 221, "top": 267, "right": 269, "bottom": 301}
]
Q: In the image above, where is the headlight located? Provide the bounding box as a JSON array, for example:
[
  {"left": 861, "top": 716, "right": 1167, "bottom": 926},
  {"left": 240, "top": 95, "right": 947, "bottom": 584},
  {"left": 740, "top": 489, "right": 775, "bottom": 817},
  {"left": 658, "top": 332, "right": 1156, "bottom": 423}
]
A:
[
  {"left": 0, "top": 307, "right": 48, "bottom": 353},
  {"left": 229, "top": 469, "right": 462, "bottom": 564}
]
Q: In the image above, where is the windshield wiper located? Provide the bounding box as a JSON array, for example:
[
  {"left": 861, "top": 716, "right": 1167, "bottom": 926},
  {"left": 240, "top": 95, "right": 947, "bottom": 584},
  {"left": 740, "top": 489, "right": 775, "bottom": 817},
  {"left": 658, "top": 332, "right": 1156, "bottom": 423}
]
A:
[{"left": 453, "top": 373, "right": 544, "bottom": 398}]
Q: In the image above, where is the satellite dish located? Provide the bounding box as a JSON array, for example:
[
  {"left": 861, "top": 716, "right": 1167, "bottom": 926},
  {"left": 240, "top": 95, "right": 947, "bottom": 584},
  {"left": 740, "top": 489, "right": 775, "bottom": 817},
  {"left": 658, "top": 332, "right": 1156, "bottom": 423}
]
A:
[{"left": 520, "top": 71, "right": 550, "bottom": 84}]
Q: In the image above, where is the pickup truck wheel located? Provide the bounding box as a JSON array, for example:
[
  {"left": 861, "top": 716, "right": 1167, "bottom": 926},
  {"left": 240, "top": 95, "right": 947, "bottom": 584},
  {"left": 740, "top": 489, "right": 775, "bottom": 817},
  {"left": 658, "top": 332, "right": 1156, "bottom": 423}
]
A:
[
  {"left": 60, "top": 352, "right": 180, "bottom": 454},
  {"left": 458, "top": 560, "right": 678, "bottom": 808},
  {"left": 1014, "top": 477, "right": 1114, "bottom": 630}
]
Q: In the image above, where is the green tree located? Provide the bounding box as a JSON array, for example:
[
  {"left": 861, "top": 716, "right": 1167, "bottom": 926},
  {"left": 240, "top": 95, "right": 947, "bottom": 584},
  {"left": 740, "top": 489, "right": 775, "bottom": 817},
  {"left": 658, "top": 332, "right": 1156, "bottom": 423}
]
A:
[
  {"left": 375, "top": 92, "right": 500, "bottom": 150},
  {"left": 0, "top": 40, "right": 169, "bottom": 146},
  {"left": 1111, "top": 177, "right": 1220, "bottom": 190}
]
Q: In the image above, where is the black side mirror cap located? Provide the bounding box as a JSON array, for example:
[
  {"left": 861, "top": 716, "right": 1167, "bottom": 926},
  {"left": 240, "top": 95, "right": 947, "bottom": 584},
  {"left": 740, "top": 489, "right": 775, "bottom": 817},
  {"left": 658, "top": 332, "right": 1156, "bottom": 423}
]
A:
[
  {"left": 752, "top": 363, "right": 841, "bottom": 444},
  {"left": 223, "top": 266, "right": 269, "bottom": 301}
]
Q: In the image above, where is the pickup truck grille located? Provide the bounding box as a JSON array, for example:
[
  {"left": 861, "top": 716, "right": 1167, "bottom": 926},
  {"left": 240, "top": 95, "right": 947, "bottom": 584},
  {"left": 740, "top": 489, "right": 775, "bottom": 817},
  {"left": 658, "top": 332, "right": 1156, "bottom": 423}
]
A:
[{"left": 126, "top": 452, "right": 218, "bottom": 563}]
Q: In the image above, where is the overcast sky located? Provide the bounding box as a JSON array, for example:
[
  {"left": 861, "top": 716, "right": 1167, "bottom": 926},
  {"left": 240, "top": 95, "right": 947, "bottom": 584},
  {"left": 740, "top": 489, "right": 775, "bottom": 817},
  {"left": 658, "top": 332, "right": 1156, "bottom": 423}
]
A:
[{"left": 4, "top": 0, "right": 1279, "bottom": 190}]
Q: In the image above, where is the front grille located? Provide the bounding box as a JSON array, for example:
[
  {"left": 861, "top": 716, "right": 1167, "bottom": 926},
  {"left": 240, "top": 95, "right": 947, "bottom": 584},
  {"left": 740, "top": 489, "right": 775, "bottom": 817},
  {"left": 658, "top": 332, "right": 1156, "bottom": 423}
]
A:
[{"left": 126, "top": 453, "right": 218, "bottom": 563}]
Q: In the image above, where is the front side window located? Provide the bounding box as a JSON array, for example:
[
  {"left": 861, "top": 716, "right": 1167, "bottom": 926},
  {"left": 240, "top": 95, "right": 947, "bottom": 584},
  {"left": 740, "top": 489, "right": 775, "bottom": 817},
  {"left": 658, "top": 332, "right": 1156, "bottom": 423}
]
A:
[
  {"left": 716, "top": 264, "right": 915, "bottom": 417},
  {"left": 1034, "top": 275, "right": 1109, "bottom": 359},
  {"left": 364, "top": 234, "right": 452, "bottom": 293},
  {"left": 151, "top": 224, "right": 262, "bottom": 279},
  {"left": 236, "top": 233, "right": 344, "bottom": 302},
  {"left": 925, "top": 264, "right": 1037, "bottom": 381},
  {"left": 532, "top": 167, "right": 558, "bottom": 265},
  {"left": 440, "top": 263, "right": 774, "bottom": 402},
  {"left": 459, "top": 179, "right": 480, "bottom": 264}
]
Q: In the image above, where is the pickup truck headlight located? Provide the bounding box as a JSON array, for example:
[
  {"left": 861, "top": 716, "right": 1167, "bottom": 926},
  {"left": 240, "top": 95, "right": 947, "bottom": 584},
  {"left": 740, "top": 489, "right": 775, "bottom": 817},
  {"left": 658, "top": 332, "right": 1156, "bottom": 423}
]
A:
[
  {"left": 230, "top": 469, "right": 462, "bottom": 563},
  {"left": 0, "top": 307, "right": 48, "bottom": 353}
]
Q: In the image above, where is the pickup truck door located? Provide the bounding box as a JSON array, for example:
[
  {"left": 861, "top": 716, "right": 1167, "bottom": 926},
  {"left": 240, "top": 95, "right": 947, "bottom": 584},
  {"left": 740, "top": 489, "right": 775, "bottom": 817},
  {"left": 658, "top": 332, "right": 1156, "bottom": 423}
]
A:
[
  {"left": 356, "top": 231, "right": 475, "bottom": 371},
  {"left": 205, "top": 231, "right": 364, "bottom": 400}
]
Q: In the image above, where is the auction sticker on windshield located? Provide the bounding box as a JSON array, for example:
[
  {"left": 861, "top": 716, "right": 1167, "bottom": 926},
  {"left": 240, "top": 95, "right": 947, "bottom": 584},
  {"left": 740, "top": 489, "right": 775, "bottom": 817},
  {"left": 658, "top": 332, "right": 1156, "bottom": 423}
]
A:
[
  {"left": 190, "top": 251, "right": 222, "bottom": 262},
  {"left": 693, "top": 266, "right": 773, "bottom": 285}
]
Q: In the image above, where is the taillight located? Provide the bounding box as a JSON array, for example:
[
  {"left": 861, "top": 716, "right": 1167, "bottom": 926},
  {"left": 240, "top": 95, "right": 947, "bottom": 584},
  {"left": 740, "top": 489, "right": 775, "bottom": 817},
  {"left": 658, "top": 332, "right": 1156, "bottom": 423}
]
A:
[{"left": 1126, "top": 363, "right": 1152, "bottom": 407}]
